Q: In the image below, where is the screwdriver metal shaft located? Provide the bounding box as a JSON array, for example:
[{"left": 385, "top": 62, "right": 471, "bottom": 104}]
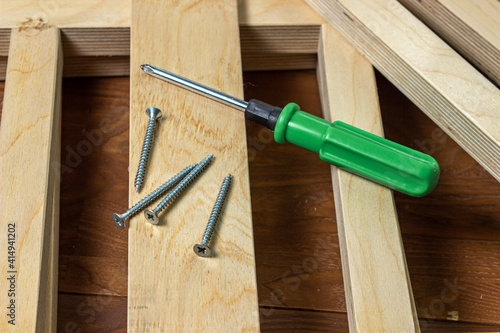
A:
[{"left": 141, "top": 64, "right": 248, "bottom": 111}]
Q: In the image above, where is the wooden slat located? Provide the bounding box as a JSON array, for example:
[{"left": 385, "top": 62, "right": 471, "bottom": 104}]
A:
[
  {"left": 0, "top": 26, "right": 62, "bottom": 332},
  {"left": 305, "top": 0, "right": 500, "bottom": 183},
  {"left": 317, "top": 25, "right": 419, "bottom": 331},
  {"left": 237, "top": 0, "right": 324, "bottom": 25},
  {"left": 0, "top": 0, "right": 323, "bottom": 28},
  {"left": 399, "top": 0, "right": 500, "bottom": 86},
  {"left": 0, "top": 0, "right": 130, "bottom": 28},
  {"left": 128, "top": 0, "right": 259, "bottom": 331}
]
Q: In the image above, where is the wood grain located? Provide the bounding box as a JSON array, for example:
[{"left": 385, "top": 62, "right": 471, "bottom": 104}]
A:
[
  {"left": 55, "top": 77, "right": 130, "bottom": 298},
  {"left": 0, "top": 0, "right": 323, "bottom": 28},
  {"left": 0, "top": 0, "right": 130, "bottom": 28},
  {"left": 56, "top": 294, "right": 500, "bottom": 333},
  {"left": 317, "top": 24, "right": 419, "bottom": 331},
  {"left": 238, "top": 0, "right": 324, "bottom": 25},
  {"left": 128, "top": 0, "right": 259, "bottom": 331},
  {"left": 261, "top": 307, "right": 500, "bottom": 333},
  {"left": 305, "top": 0, "right": 500, "bottom": 183},
  {"left": 399, "top": 0, "right": 500, "bottom": 86},
  {"left": 0, "top": 27, "right": 62, "bottom": 332}
]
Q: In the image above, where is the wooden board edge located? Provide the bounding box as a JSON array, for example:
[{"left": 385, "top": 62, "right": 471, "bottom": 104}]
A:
[{"left": 316, "top": 24, "right": 420, "bottom": 332}]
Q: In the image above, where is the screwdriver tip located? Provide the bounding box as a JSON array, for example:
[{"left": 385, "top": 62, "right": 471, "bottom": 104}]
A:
[{"left": 140, "top": 64, "right": 152, "bottom": 73}]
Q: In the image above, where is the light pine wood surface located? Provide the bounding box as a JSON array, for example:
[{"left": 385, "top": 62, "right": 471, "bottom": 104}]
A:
[
  {"left": 0, "top": 26, "right": 62, "bottom": 332},
  {"left": 0, "top": 0, "right": 322, "bottom": 28},
  {"left": 0, "top": 0, "right": 130, "bottom": 28},
  {"left": 399, "top": 0, "right": 500, "bottom": 86},
  {"left": 128, "top": 0, "right": 259, "bottom": 331},
  {"left": 305, "top": 0, "right": 500, "bottom": 184},
  {"left": 237, "top": 0, "right": 324, "bottom": 25},
  {"left": 317, "top": 24, "right": 419, "bottom": 332}
]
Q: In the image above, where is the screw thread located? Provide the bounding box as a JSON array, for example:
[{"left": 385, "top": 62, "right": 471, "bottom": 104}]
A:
[
  {"left": 134, "top": 116, "right": 158, "bottom": 192},
  {"left": 121, "top": 164, "right": 196, "bottom": 220},
  {"left": 153, "top": 154, "right": 213, "bottom": 214},
  {"left": 202, "top": 174, "right": 231, "bottom": 245}
]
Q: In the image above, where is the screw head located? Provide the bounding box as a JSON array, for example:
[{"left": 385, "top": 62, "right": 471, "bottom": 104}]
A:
[
  {"left": 146, "top": 107, "right": 162, "bottom": 120},
  {"left": 193, "top": 243, "right": 212, "bottom": 257},
  {"left": 113, "top": 213, "right": 125, "bottom": 229},
  {"left": 144, "top": 209, "right": 160, "bottom": 225}
]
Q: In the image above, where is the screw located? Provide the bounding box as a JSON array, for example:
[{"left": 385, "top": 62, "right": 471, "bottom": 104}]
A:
[
  {"left": 144, "top": 154, "right": 213, "bottom": 225},
  {"left": 194, "top": 174, "right": 231, "bottom": 257},
  {"left": 134, "top": 107, "right": 162, "bottom": 192},
  {"left": 113, "top": 164, "right": 196, "bottom": 229}
]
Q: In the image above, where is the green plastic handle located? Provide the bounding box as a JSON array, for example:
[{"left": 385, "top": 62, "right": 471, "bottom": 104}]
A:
[{"left": 274, "top": 103, "right": 440, "bottom": 196}]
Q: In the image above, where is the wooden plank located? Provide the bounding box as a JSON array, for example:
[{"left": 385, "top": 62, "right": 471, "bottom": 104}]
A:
[
  {"left": 129, "top": 0, "right": 259, "bottom": 331},
  {"left": 0, "top": 26, "right": 62, "bottom": 332},
  {"left": 317, "top": 25, "right": 419, "bottom": 331},
  {"left": 41, "top": 58, "right": 62, "bottom": 333},
  {"left": 399, "top": 0, "right": 500, "bottom": 86},
  {"left": 238, "top": 0, "right": 324, "bottom": 25},
  {"left": 43, "top": 178, "right": 60, "bottom": 333},
  {"left": 305, "top": 0, "right": 500, "bottom": 183},
  {"left": 0, "top": 0, "right": 322, "bottom": 28},
  {"left": 0, "top": 0, "right": 130, "bottom": 28}
]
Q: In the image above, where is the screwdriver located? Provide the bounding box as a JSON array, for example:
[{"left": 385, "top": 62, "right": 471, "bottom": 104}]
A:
[{"left": 141, "top": 64, "right": 440, "bottom": 197}]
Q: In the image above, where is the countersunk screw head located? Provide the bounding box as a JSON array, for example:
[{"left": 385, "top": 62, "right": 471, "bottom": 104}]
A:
[
  {"left": 146, "top": 107, "right": 162, "bottom": 120},
  {"left": 193, "top": 243, "right": 211, "bottom": 257},
  {"left": 144, "top": 209, "right": 160, "bottom": 225},
  {"left": 113, "top": 213, "right": 126, "bottom": 229}
]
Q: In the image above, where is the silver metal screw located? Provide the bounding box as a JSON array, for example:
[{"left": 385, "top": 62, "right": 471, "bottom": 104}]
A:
[
  {"left": 134, "top": 107, "right": 162, "bottom": 192},
  {"left": 144, "top": 154, "right": 213, "bottom": 225},
  {"left": 113, "top": 164, "right": 196, "bottom": 229},
  {"left": 194, "top": 174, "right": 231, "bottom": 257}
]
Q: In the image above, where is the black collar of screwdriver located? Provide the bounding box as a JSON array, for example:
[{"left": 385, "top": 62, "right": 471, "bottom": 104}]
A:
[{"left": 244, "top": 99, "right": 283, "bottom": 131}]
